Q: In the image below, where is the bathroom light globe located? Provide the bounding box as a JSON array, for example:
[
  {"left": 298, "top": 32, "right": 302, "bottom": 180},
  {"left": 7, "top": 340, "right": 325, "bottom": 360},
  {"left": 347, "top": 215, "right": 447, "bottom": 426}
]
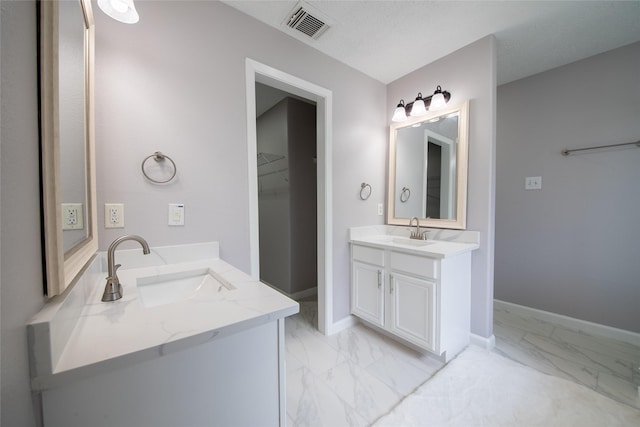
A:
[
  {"left": 410, "top": 93, "right": 427, "bottom": 116},
  {"left": 429, "top": 86, "right": 447, "bottom": 110},
  {"left": 392, "top": 100, "right": 407, "bottom": 122},
  {"left": 98, "top": 0, "right": 139, "bottom": 24}
]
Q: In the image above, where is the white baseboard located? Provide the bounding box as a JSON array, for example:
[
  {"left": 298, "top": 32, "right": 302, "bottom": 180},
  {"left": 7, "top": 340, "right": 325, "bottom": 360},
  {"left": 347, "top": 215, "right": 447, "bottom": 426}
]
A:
[
  {"left": 326, "top": 315, "right": 358, "bottom": 336},
  {"left": 470, "top": 333, "right": 496, "bottom": 350},
  {"left": 495, "top": 299, "right": 640, "bottom": 347}
]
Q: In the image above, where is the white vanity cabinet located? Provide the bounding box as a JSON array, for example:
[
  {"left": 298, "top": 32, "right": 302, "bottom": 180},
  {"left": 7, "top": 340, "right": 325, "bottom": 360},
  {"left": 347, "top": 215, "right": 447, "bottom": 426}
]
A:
[
  {"left": 28, "top": 244, "right": 299, "bottom": 427},
  {"left": 350, "top": 241, "right": 472, "bottom": 361}
]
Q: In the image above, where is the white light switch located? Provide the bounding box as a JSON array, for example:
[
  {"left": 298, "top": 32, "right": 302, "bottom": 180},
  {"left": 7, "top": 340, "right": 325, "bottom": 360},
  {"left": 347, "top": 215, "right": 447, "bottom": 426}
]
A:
[
  {"left": 168, "top": 203, "right": 185, "bottom": 226},
  {"left": 62, "top": 203, "right": 84, "bottom": 230},
  {"left": 525, "top": 176, "right": 542, "bottom": 190}
]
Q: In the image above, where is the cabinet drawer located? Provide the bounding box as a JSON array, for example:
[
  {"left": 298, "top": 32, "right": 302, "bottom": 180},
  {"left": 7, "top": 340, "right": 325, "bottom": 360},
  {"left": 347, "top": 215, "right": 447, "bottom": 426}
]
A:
[
  {"left": 352, "top": 245, "right": 384, "bottom": 266},
  {"left": 390, "top": 252, "right": 437, "bottom": 279}
]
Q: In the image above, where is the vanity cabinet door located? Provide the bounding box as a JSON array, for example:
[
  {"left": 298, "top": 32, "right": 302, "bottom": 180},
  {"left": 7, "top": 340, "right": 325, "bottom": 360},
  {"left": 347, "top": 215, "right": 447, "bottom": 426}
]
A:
[
  {"left": 351, "top": 261, "right": 384, "bottom": 327},
  {"left": 388, "top": 272, "right": 436, "bottom": 352}
]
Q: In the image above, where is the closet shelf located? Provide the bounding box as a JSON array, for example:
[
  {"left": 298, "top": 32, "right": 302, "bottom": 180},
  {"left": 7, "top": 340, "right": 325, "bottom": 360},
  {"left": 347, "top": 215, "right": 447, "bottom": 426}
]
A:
[
  {"left": 257, "top": 152, "right": 285, "bottom": 167},
  {"left": 258, "top": 168, "right": 288, "bottom": 178}
]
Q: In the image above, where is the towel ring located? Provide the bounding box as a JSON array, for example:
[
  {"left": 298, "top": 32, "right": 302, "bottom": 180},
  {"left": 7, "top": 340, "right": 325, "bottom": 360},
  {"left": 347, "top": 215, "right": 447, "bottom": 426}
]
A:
[
  {"left": 141, "top": 151, "right": 177, "bottom": 184},
  {"left": 400, "top": 187, "right": 411, "bottom": 203},
  {"left": 360, "top": 182, "right": 372, "bottom": 200}
]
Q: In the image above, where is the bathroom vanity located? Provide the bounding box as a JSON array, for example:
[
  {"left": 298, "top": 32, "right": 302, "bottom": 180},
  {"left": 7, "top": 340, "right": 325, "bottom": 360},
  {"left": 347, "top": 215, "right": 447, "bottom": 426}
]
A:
[
  {"left": 28, "top": 242, "right": 298, "bottom": 427},
  {"left": 349, "top": 226, "right": 479, "bottom": 362}
]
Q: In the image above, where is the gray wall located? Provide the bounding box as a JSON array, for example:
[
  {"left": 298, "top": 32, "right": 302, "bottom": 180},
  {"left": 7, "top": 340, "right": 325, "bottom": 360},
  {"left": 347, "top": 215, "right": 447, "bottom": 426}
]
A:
[
  {"left": 94, "top": 1, "right": 388, "bottom": 322},
  {"left": 1, "top": 2, "right": 47, "bottom": 426},
  {"left": 387, "top": 36, "right": 498, "bottom": 339},
  {"left": 495, "top": 42, "right": 640, "bottom": 333},
  {"left": 257, "top": 99, "right": 291, "bottom": 292}
]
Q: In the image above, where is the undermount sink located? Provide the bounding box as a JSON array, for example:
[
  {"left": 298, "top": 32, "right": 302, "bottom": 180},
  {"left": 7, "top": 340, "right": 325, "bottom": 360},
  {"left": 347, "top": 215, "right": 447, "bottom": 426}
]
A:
[
  {"left": 371, "top": 236, "right": 434, "bottom": 247},
  {"left": 391, "top": 237, "right": 433, "bottom": 247},
  {"left": 393, "top": 237, "right": 433, "bottom": 247},
  {"left": 137, "top": 268, "right": 236, "bottom": 308}
]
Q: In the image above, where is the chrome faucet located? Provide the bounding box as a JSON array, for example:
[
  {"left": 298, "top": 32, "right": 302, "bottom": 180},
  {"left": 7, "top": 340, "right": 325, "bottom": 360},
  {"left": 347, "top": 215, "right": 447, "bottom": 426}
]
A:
[
  {"left": 409, "top": 216, "right": 428, "bottom": 240},
  {"left": 102, "top": 235, "right": 150, "bottom": 302}
]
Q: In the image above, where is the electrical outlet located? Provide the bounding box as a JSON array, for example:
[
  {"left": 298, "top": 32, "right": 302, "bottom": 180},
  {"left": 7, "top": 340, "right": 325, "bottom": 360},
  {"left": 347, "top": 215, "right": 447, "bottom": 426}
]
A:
[
  {"left": 377, "top": 203, "right": 384, "bottom": 216},
  {"left": 62, "top": 203, "right": 84, "bottom": 230},
  {"left": 525, "top": 176, "right": 542, "bottom": 190},
  {"left": 105, "top": 203, "right": 124, "bottom": 228}
]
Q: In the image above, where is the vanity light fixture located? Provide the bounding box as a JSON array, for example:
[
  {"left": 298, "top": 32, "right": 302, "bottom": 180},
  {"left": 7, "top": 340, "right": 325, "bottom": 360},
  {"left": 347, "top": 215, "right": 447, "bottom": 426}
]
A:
[
  {"left": 97, "top": 0, "right": 139, "bottom": 24},
  {"left": 391, "top": 85, "right": 451, "bottom": 122}
]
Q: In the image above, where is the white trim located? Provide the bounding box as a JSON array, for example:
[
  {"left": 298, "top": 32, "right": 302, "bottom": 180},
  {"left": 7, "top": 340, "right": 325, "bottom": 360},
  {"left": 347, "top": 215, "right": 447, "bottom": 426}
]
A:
[
  {"left": 470, "top": 333, "right": 496, "bottom": 350},
  {"left": 423, "top": 130, "right": 455, "bottom": 219},
  {"left": 245, "top": 62, "right": 260, "bottom": 279},
  {"left": 328, "top": 315, "right": 359, "bottom": 336},
  {"left": 245, "top": 58, "right": 333, "bottom": 335},
  {"left": 495, "top": 299, "right": 640, "bottom": 347}
]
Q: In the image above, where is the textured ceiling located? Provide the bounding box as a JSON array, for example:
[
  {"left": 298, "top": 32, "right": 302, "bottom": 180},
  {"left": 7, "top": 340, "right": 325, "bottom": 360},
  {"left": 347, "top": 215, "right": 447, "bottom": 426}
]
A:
[{"left": 222, "top": 0, "right": 640, "bottom": 85}]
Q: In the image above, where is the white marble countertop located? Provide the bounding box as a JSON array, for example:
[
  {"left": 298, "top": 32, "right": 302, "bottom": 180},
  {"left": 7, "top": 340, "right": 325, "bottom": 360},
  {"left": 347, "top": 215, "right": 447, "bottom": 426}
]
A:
[
  {"left": 28, "top": 244, "right": 299, "bottom": 391},
  {"left": 349, "top": 225, "right": 480, "bottom": 258}
]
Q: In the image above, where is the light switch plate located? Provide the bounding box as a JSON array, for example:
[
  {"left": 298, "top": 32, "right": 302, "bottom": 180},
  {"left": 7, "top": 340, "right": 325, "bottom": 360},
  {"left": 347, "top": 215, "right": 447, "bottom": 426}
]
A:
[
  {"left": 168, "top": 203, "right": 185, "bottom": 226},
  {"left": 525, "top": 176, "right": 542, "bottom": 190}
]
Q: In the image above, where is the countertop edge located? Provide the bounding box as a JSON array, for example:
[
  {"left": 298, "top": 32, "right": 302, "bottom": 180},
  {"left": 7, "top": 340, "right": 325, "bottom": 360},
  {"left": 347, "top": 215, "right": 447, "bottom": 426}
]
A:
[
  {"left": 349, "top": 237, "right": 479, "bottom": 258},
  {"left": 31, "top": 304, "right": 299, "bottom": 391}
]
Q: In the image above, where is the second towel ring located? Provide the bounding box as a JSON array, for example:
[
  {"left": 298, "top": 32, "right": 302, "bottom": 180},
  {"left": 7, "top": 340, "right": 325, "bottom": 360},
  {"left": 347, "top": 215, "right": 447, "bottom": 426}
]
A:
[
  {"left": 141, "top": 151, "right": 177, "bottom": 184},
  {"left": 360, "top": 182, "right": 372, "bottom": 200},
  {"left": 400, "top": 187, "right": 411, "bottom": 203}
]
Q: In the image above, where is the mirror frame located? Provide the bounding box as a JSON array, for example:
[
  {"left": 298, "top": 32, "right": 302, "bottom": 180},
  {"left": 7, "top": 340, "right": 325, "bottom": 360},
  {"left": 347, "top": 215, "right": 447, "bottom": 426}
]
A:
[
  {"left": 387, "top": 100, "right": 469, "bottom": 229},
  {"left": 39, "top": 0, "right": 97, "bottom": 296}
]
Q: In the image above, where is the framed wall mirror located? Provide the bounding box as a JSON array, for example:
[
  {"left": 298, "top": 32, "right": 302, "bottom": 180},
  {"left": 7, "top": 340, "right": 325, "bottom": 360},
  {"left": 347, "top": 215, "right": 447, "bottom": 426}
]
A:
[
  {"left": 387, "top": 101, "right": 469, "bottom": 229},
  {"left": 39, "top": 0, "right": 97, "bottom": 296}
]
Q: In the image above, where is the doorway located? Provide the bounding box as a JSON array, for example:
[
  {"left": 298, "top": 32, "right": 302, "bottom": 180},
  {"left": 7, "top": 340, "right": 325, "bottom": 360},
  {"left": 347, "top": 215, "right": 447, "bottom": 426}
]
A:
[
  {"left": 255, "top": 86, "right": 317, "bottom": 300},
  {"left": 245, "top": 59, "right": 334, "bottom": 334}
]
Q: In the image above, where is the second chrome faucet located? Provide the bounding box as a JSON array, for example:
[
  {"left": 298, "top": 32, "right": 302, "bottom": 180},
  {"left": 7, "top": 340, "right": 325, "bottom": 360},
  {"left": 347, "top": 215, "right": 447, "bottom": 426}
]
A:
[{"left": 102, "top": 235, "right": 150, "bottom": 302}]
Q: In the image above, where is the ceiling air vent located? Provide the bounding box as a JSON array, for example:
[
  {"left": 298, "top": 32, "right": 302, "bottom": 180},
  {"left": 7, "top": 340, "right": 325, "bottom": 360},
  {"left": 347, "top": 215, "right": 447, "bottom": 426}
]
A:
[{"left": 284, "top": 2, "right": 331, "bottom": 40}]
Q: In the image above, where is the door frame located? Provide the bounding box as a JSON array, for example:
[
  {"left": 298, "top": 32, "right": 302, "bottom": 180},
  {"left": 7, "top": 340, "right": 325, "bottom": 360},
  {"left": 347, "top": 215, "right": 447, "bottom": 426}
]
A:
[{"left": 245, "top": 58, "right": 333, "bottom": 334}]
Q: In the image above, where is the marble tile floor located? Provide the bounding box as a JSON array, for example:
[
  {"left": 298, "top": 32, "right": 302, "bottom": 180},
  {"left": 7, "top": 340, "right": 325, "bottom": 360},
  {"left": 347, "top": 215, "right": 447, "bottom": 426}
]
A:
[
  {"left": 285, "top": 299, "right": 640, "bottom": 426},
  {"left": 374, "top": 345, "right": 640, "bottom": 426},
  {"left": 493, "top": 303, "right": 640, "bottom": 410},
  {"left": 285, "top": 300, "right": 445, "bottom": 426}
]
